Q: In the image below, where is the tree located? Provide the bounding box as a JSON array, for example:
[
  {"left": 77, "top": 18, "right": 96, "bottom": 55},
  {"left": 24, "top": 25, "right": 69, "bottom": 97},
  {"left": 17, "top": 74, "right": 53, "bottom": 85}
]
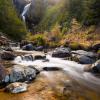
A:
[{"left": 0, "top": 0, "right": 27, "bottom": 41}]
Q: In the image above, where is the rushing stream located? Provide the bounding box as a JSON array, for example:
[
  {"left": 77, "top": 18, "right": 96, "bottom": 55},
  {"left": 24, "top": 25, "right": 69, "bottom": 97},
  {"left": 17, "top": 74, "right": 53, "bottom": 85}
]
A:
[
  {"left": 14, "top": 53, "right": 100, "bottom": 93},
  {"left": 0, "top": 50, "right": 100, "bottom": 100}
]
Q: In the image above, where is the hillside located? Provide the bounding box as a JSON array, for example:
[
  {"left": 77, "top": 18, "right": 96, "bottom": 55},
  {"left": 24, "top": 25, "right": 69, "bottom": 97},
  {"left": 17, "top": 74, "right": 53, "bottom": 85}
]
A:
[
  {"left": 0, "top": 0, "right": 27, "bottom": 41},
  {"left": 24, "top": 0, "right": 100, "bottom": 49},
  {"left": 25, "top": 0, "right": 100, "bottom": 32}
]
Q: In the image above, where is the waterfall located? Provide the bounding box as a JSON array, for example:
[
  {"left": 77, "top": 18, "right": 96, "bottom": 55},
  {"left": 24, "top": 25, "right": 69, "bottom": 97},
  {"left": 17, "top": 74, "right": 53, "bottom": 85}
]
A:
[{"left": 21, "top": 3, "right": 31, "bottom": 22}]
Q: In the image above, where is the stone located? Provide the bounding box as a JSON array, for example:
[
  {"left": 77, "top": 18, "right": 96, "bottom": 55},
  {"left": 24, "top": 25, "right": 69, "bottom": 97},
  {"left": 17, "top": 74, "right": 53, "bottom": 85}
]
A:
[
  {"left": 91, "top": 60, "right": 100, "bottom": 73},
  {"left": 35, "top": 46, "right": 44, "bottom": 51},
  {"left": 84, "top": 60, "right": 100, "bottom": 74},
  {"left": 22, "top": 44, "right": 34, "bottom": 51},
  {"left": 77, "top": 55, "right": 95, "bottom": 64},
  {"left": 20, "top": 54, "right": 46, "bottom": 61},
  {"left": 1, "top": 51, "right": 16, "bottom": 60},
  {"left": 43, "top": 67, "right": 62, "bottom": 71},
  {"left": 71, "top": 50, "right": 96, "bottom": 64},
  {"left": 9, "top": 65, "right": 39, "bottom": 83},
  {"left": 0, "top": 64, "right": 7, "bottom": 84},
  {"left": 4, "top": 47, "right": 13, "bottom": 52},
  {"left": 5, "top": 82, "right": 28, "bottom": 93},
  {"left": 71, "top": 50, "right": 96, "bottom": 58},
  {"left": 34, "top": 55, "right": 46, "bottom": 60},
  {"left": 52, "top": 47, "right": 71, "bottom": 58}
]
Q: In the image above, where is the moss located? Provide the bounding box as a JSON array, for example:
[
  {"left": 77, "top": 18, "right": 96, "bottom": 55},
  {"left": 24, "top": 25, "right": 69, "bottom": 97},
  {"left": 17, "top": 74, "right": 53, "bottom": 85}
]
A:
[{"left": 69, "top": 42, "right": 82, "bottom": 50}]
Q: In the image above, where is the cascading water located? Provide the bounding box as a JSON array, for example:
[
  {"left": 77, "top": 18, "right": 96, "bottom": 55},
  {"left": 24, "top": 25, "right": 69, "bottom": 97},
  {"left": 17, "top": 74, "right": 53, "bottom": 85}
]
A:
[
  {"left": 21, "top": 3, "right": 31, "bottom": 22},
  {"left": 14, "top": 54, "right": 100, "bottom": 93}
]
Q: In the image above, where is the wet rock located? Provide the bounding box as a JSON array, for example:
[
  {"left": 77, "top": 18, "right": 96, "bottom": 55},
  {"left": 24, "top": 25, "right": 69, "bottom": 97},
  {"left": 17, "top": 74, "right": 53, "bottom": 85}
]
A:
[
  {"left": 4, "top": 47, "right": 13, "bottom": 52},
  {"left": 84, "top": 60, "right": 100, "bottom": 73},
  {"left": 22, "top": 43, "right": 34, "bottom": 51},
  {"left": 42, "top": 59, "right": 49, "bottom": 62},
  {"left": 28, "top": 66, "right": 40, "bottom": 74},
  {"left": 35, "top": 46, "right": 44, "bottom": 51},
  {"left": 20, "top": 54, "right": 46, "bottom": 61},
  {"left": 43, "top": 67, "right": 62, "bottom": 71},
  {"left": 20, "top": 55, "right": 34, "bottom": 61},
  {"left": 71, "top": 50, "right": 96, "bottom": 64},
  {"left": 0, "top": 64, "right": 7, "bottom": 84},
  {"left": 1, "top": 51, "right": 16, "bottom": 60},
  {"left": 75, "top": 55, "right": 95, "bottom": 64},
  {"left": 34, "top": 55, "right": 46, "bottom": 60},
  {"left": 71, "top": 50, "right": 96, "bottom": 58},
  {"left": 5, "top": 82, "right": 28, "bottom": 93},
  {"left": 9, "top": 65, "right": 38, "bottom": 83},
  {"left": 91, "top": 60, "right": 100, "bottom": 73},
  {"left": 92, "top": 43, "right": 100, "bottom": 52},
  {"left": 52, "top": 47, "right": 71, "bottom": 58}
]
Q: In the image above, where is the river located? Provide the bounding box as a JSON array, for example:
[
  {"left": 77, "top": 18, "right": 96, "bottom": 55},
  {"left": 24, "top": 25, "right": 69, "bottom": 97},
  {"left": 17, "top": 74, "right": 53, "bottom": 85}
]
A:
[{"left": 0, "top": 50, "right": 100, "bottom": 100}]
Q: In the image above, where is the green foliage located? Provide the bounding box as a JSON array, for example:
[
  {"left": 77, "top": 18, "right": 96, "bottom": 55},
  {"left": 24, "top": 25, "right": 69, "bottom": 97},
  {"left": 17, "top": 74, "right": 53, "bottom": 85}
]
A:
[
  {"left": 82, "top": 0, "right": 100, "bottom": 25},
  {"left": 69, "top": 42, "right": 82, "bottom": 50},
  {"left": 32, "top": 0, "right": 100, "bottom": 32},
  {"left": 0, "top": 0, "right": 27, "bottom": 41},
  {"left": 26, "top": 33, "right": 46, "bottom": 46}
]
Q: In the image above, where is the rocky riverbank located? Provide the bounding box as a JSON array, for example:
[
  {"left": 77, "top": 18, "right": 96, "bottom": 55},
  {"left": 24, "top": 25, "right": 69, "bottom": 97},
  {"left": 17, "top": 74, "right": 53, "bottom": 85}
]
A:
[{"left": 0, "top": 43, "right": 100, "bottom": 100}]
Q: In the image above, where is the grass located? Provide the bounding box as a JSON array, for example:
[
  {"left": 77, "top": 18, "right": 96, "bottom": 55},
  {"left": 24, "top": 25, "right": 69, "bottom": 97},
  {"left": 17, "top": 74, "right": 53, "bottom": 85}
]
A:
[{"left": 26, "top": 25, "right": 100, "bottom": 50}]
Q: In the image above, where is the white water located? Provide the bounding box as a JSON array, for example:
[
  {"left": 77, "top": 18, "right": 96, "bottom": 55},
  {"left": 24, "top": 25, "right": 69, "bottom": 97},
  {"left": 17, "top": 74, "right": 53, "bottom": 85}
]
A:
[
  {"left": 14, "top": 54, "right": 100, "bottom": 92},
  {"left": 21, "top": 3, "right": 31, "bottom": 22}
]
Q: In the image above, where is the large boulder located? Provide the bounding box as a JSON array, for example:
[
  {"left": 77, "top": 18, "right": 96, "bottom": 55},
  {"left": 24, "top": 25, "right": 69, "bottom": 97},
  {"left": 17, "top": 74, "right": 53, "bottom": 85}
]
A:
[
  {"left": 5, "top": 82, "right": 28, "bottom": 93},
  {"left": 1, "top": 51, "right": 16, "bottom": 60},
  {"left": 52, "top": 47, "right": 71, "bottom": 58},
  {"left": 71, "top": 50, "right": 97, "bottom": 64},
  {"left": 22, "top": 44, "right": 34, "bottom": 51},
  {"left": 9, "top": 65, "right": 39, "bottom": 83},
  {"left": 0, "top": 64, "right": 7, "bottom": 84},
  {"left": 71, "top": 50, "right": 96, "bottom": 58}
]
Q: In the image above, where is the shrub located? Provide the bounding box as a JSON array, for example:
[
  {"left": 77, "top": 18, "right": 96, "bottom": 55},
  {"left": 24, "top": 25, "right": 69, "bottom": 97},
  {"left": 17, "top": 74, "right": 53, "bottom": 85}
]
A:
[{"left": 69, "top": 42, "right": 82, "bottom": 50}]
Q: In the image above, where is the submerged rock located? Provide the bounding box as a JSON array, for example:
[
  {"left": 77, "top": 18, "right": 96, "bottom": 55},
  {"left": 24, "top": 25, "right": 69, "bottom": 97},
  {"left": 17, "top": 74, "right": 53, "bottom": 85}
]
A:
[
  {"left": 1, "top": 51, "right": 16, "bottom": 60},
  {"left": 52, "top": 47, "right": 71, "bottom": 58},
  {"left": 43, "top": 67, "right": 62, "bottom": 71},
  {"left": 5, "top": 82, "right": 28, "bottom": 93}
]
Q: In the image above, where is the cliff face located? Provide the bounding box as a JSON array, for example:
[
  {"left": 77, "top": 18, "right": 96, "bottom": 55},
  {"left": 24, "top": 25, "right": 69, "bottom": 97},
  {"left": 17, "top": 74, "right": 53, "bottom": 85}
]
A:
[
  {"left": 13, "top": 0, "right": 31, "bottom": 13},
  {"left": 0, "top": 0, "right": 27, "bottom": 41}
]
